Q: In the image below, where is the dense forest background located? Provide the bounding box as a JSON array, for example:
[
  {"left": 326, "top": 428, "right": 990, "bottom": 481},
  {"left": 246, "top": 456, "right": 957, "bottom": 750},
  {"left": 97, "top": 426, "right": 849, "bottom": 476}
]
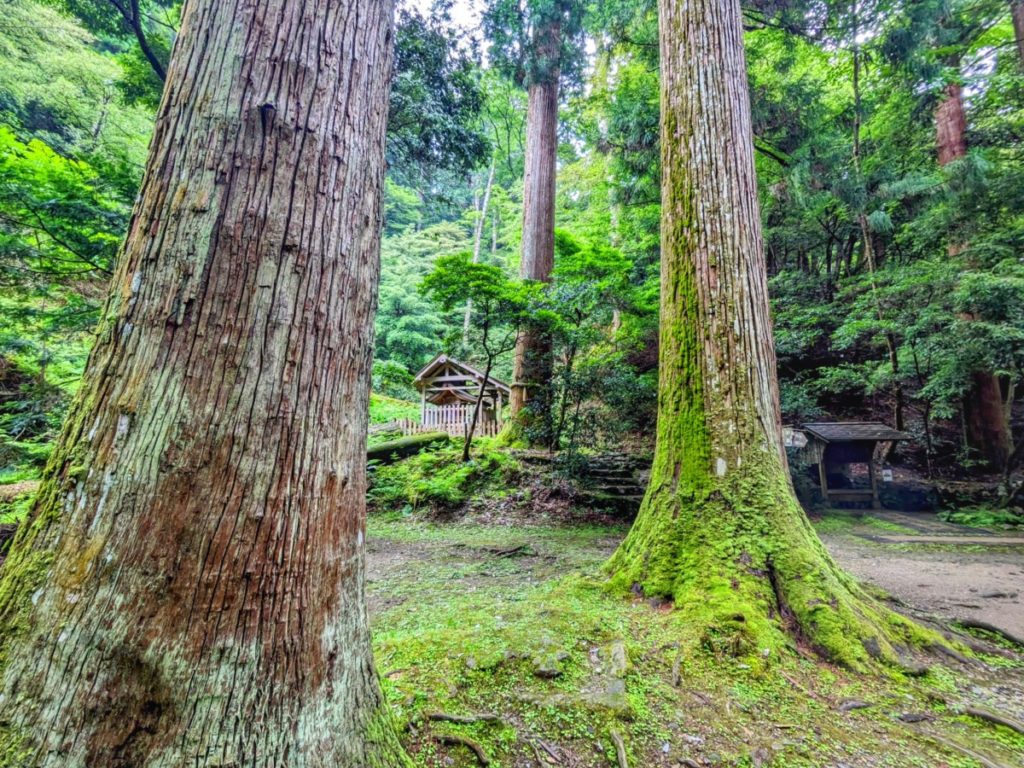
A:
[{"left": 1, "top": 0, "right": 1022, "bottom": 491}]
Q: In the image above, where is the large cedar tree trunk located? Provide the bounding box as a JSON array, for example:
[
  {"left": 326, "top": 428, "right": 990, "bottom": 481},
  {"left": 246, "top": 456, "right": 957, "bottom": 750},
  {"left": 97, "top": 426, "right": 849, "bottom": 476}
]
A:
[
  {"left": 1012, "top": 0, "right": 1024, "bottom": 68},
  {"left": 509, "top": 18, "right": 560, "bottom": 446},
  {"left": 606, "top": 0, "right": 930, "bottom": 670},
  {"left": 0, "top": 1, "right": 409, "bottom": 765},
  {"left": 936, "top": 81, "right": 1013, "bottom": 470}
]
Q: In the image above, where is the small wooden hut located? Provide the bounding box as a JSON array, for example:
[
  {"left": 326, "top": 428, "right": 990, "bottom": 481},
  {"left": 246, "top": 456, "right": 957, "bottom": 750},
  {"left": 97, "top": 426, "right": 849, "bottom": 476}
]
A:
[
  {"left": 800, "top": 422, "right": 910, "bottom": 509},
  {"left": 412, "top": 354, "right": 510, "bottom": 436}
]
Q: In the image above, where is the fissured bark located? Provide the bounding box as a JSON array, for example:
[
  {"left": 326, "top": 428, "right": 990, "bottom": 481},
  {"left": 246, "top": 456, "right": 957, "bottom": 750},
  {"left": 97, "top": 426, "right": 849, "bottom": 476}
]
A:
[
  {"left": 510, "top": 18, "right": 560, "bottom": 446},
  {"left": 606, "top": 0, "right": 931, "bottom": 670},
  {"left": 0, "top": 0, "right": 409, "bottom": 765}
]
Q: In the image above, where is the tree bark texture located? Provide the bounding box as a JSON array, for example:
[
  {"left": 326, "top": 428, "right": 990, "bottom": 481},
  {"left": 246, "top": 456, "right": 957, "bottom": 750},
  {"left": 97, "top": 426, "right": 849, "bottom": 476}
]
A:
[
  {"left": 605, "top": 0, "right": 932, "bottom": 670},
  {"left": 936, "top": 80, "right": 1013, "bottom": 470},
  {"left": 1012, "top": 0, "right": 1024, "bottom": 69},
  {"left": 509, "top": 19, "right": 560, "bottom": 446},
  {"left": 0, "top": 1, "right": 408, "bottom": 766}
]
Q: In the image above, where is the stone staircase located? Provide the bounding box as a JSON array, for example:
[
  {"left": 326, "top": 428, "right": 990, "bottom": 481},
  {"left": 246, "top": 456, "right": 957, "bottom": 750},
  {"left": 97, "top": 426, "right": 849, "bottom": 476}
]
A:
[{"left": 576, "top": 453, "right": 649, "bottom": 516}]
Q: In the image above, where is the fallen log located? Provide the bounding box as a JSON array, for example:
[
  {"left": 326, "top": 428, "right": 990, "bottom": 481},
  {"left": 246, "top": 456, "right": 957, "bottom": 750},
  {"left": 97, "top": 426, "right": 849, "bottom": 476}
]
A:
[{"left": 367, "top": 432, "right": 449, "bottom": 463}]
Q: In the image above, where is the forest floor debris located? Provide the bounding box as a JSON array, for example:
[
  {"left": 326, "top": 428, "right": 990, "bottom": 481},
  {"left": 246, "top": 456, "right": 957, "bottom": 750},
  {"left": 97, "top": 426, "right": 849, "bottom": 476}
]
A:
[{"left": 367, "top": 512, "right": 1024, "bottom": 767}]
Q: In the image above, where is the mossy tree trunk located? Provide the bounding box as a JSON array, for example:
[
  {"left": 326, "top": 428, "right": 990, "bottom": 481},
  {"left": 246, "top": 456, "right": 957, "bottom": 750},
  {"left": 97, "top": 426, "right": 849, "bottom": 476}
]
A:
[
  {"left": 606, "top": 0, "right": 930, "bottom": 670},
  {"left": 0, "top": 0, "right": 409, "bottom": 765},
  {"left": 509, "top": 17, "right": 559, "bottom": 447}
]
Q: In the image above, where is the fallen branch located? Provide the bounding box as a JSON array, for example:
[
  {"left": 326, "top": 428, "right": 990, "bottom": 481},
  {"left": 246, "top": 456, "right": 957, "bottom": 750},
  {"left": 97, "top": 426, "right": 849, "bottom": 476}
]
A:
[
  {"left": 964, "top": 706, "right": 1024, "bottom": 737},
  {"left": 609, "top": 729, "right": 628, "bottom": 768},
  {"left": 436, "top": 733, "right": 490, "bottom": 765},
  {"left": 426, "top": 711, "right": 501, "bottom": 725}
]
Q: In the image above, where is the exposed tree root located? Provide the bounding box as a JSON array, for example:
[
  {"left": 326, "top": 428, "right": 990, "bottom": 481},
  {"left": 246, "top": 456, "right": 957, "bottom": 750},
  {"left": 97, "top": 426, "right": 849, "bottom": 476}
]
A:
[
  {"left": 964, "top": 707, "right": 1024, "bottom": 737},
  {"left": 606, "top": 462, "right": 960, "bottom": 672},
  {"left": 913, "top": 729, "right": 1014, "bottom": 768},
  {"left": 436, "top": 733, "right": 490, "bottom": 765},
  {"left": 609, "top": 729, "right": 628, "bottom": 768},
  {"left": 955, "top": 619, "right": 1024, "bottom": 650}
]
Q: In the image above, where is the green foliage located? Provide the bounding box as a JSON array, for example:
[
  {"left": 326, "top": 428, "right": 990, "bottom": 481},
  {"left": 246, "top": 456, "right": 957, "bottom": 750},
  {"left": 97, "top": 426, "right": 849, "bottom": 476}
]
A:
[
  {"left": 482, "top": 0, "right": 587, "bottom": 88},
  {"left": 937, "top": 506, "right": 1024, "bottom": 529},
  {"left": 369, "top": 393, "right": 421, "bottom": 425},
  {"left": 369, "top": 443, "right": 519, "bottom": 512},
  {"left": 387, "top": 3, "right": 490, "bottom": 217},
  {"left": 44, "top": 0, "right": 177, "bottom": 106}
]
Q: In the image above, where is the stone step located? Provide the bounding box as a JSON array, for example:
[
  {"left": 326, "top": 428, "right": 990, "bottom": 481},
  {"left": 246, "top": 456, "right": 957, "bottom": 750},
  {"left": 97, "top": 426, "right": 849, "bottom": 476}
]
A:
[{"left": 592, "top": 484, "right": 645, "bottom": 496}]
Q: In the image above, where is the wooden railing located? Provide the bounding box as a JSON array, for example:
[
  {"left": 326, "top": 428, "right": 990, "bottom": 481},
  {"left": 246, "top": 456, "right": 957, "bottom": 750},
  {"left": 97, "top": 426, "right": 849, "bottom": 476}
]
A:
[{"left": 371, "top": 416, "right": 501, "bottom": 440}]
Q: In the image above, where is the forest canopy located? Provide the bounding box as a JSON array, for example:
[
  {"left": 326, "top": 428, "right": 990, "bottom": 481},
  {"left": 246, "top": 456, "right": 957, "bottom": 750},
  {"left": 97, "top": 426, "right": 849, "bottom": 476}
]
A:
[{"left": 2, "top": 0, "right": 1022, "bottom": 480}]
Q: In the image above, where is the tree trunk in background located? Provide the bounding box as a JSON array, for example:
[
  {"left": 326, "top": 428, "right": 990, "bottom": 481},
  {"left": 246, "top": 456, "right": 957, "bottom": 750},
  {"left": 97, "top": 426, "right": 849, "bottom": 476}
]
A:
[
  {"left": 464, "top": 158, "right": 496, "bottom": 344},
  {"left": 1012, "top": 0, "right": 1024, "bottom": 68},
  {"left": 509, "top": 19, "right": 560, "bottom": 446},
  {"left": 936, "top": 80, "right": 1013, "bottom": 470},
  {"left": 936, "top": 82, "right": 968, "bottom": 166},
  {"left": 606, "top": 0, "right": 930, "bottom": 670},
  {"left": 0, "top": 1, "right": 408, "bottom": 766}
]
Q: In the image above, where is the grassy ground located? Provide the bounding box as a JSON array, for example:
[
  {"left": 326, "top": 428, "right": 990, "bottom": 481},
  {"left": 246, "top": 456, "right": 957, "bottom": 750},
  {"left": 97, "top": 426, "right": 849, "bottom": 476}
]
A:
[
  {"left": 370, "top": 393, "right": 421, "bottom": 424},
  {"left": 367, "top": 513, "right": 1024, "bottom": 768}
]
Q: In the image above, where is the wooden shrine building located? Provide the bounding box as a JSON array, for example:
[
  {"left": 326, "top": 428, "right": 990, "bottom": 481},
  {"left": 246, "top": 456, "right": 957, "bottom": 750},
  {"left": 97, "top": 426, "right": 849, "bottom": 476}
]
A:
[
  {"left": 412, "top": 354, "right": 510, "bottom": 436},
  {"left": 800, "top": 422, "right": 911, "bottom": 509}
]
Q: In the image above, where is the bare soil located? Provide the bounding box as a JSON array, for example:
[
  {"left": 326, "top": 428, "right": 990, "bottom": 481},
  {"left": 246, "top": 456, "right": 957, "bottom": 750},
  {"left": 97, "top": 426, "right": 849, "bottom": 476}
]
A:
[{"left": 817, "top": 510, "right": 1024, "bottom": 642}]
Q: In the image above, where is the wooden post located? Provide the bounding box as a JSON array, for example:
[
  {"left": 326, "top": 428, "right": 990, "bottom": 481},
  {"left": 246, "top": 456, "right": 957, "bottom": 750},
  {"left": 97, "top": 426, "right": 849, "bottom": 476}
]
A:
[
  {"left": 817, "top": 443, "right": 830, "bottom": 507},
  {"left": 420, "top": 388, "right": 426, "bottom": 424},
  {"left": 869, "top": 447, "right": 881, "bottom": 510}
]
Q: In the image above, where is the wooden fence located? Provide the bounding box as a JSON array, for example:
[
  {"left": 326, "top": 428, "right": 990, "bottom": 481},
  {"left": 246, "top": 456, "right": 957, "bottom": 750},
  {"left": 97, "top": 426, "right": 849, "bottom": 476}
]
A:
[{"left": 369, "top": 416, "right": 501, "bottom": 440}]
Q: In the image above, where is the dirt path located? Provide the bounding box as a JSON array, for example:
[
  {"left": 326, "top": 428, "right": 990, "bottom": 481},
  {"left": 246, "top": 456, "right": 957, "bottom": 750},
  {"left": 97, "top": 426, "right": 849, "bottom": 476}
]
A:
[
  {"left": 368, "top": 513, "right": 1024, "bottom": 642},
  {"left": 819, "top": 520, "right": 1024, "bottom": 641}
]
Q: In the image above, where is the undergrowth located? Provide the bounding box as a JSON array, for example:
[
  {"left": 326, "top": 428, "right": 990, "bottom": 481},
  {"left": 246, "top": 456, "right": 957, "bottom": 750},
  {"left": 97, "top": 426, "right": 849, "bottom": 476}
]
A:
[
  {"left": 938, "top": 506, "right": 1024, "bottom": 530},
  {"left": 369, "top": 442, "right": 520, "bottom": 513},
  {"left": 369, "top": 393, "right": 421, "bottom": 425}
]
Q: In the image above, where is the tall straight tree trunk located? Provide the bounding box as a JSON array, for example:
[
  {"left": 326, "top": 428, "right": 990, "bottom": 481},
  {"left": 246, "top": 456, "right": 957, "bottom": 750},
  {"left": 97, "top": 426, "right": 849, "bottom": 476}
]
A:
[
  {"left": 606, "top": 0, "right": 931, "bottom": 670},
  {"left": 1012, "top": 0, "right": 1024, "bottom": 68},
  {"left": 936, "top": 79, "right": 1013, "bottom": 470},
  {"left": 463, "top": 158, "right": 497, "bottom": 344},
  {"left": 0, "top": 1, "right": 409, "bottom": 766},
  {"left": 509, "top": 19, "right": 560, "bottom": 447}
]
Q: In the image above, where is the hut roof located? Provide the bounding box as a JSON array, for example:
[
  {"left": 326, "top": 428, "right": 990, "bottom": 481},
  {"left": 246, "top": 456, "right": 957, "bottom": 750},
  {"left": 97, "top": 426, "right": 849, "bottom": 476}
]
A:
[
  {"left": 412, "top": 354, "right": 511, "bottom": 394},
  {"left": 801, "top": 422, "right": 910, "bottom": 443}
]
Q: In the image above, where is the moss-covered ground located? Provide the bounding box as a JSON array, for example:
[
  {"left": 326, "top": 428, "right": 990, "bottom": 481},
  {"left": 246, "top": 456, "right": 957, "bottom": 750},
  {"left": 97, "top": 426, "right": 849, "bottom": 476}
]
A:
[{"left": 368, "top": 513, "right": 1024, "bottom": 767}]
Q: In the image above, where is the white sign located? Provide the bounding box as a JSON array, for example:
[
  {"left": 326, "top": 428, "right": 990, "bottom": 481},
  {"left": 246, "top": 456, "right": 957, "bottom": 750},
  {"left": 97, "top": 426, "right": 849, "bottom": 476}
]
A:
[{"left": 882, "top": 469, "right": 893, "bottom": 483}]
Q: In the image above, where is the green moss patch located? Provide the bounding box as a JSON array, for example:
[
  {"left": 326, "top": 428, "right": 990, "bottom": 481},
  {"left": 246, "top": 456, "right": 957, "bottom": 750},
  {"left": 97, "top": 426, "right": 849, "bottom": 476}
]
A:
[{"left": 368, "top": 516, "right": 1024, "bottom": 767}]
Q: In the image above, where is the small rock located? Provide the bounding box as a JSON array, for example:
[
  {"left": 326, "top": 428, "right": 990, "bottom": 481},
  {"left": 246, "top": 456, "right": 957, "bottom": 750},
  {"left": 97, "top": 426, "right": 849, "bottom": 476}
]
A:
[
  {"left": 897, "top": 712, "right": 932, "bottom": 723},
  {"left": 838, "top": 699, "right": 872, "bottom": 712},
  {"left": 581, "top": 678, "right": 629, "bottom": 712},
  {"left": 465, "top": 656, "right": 478, "bottom": 670},
  {"left": 533, "top": 652, "right": 566, "bottom": 679}
]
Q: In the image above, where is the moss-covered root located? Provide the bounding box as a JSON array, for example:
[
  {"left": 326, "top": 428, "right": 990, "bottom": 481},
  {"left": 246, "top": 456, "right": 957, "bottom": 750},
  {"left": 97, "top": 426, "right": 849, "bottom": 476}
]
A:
[{"left": 605, "top": 469, "right": 951, "bottom": 673}]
